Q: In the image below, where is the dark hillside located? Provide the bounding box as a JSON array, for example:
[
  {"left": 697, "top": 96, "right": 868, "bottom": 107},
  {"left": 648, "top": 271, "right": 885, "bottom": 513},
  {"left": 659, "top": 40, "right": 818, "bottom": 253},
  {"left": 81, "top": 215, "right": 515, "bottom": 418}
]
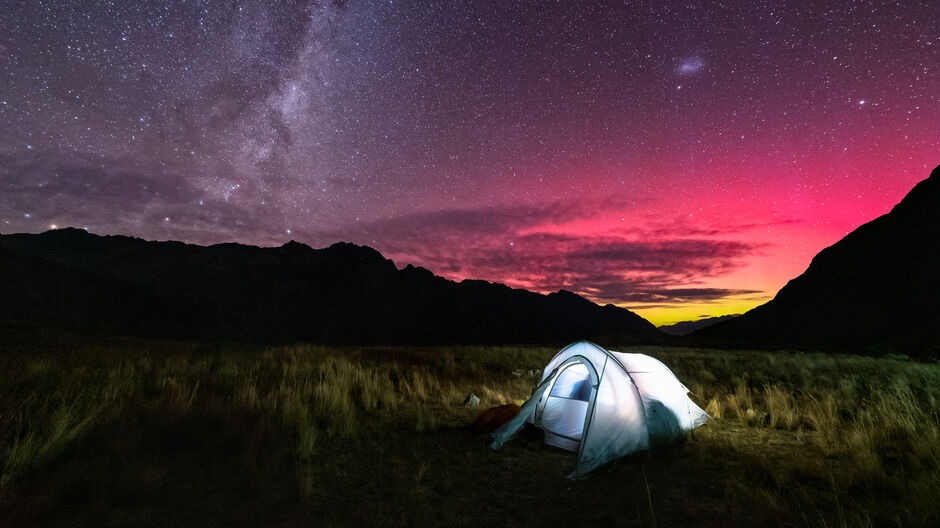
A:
[
  {"left": 0, "top": 229, "right": 658, "bottom": 344},
  {"left": 698, "top": 165, "right": 940, "bottom": 358}
]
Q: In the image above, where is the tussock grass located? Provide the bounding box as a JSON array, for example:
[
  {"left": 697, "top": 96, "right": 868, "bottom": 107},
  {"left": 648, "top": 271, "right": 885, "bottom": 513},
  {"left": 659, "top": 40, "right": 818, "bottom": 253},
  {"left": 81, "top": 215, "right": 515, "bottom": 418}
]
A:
[
  {"left": 764, "top": 384, "right": 799, "bottom": 430},
  {"left": 640, "top": 345, "right": 940, "bottom": 525},
  {"left": 0, "top": 341, "right": 937, "bottom": 526},
  {"left": 0, "top": 344, "right": 547, "bottom": 489},
  {"left": 2, "top": 401, "right": 98, "bottom": 485}
]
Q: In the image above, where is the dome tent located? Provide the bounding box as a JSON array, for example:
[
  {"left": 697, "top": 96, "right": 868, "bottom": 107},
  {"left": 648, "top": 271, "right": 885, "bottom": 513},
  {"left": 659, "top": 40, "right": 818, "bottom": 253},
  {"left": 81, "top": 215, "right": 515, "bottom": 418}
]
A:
[{"left": 490, "top": 341, "right": 708, "bottom": 477}]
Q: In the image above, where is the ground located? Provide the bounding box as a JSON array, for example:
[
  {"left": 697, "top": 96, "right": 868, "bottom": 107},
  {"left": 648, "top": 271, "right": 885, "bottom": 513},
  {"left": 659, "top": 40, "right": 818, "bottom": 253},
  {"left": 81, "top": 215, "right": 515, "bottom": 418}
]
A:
[{"left": 0, "top": 336, "right": 937, "bottom": 527}]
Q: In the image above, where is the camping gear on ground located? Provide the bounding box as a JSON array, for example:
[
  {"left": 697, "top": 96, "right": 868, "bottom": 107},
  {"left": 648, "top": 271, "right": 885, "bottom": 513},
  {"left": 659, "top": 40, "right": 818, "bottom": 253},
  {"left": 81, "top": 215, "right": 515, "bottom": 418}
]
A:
[
  {"left": 473, "top": 403, "right": 522, "bottom": 435},
  {"left": 490, "top": 341, "right": 708, "bottom": 477},
  {"left": 463, "top": 394, "right": 481, "bottom": 407}
]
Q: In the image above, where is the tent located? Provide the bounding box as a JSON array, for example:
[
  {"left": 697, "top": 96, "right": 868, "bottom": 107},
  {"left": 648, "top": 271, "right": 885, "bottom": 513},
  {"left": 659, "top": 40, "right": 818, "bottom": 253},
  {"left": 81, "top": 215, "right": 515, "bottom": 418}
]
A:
[{"left": 490, "top": 341, "right": 708, "bottom": 477}]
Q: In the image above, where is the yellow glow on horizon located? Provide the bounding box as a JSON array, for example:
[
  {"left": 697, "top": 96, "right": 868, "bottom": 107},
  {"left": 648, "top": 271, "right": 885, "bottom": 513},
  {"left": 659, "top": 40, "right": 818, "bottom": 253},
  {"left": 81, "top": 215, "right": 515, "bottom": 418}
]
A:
[{"left": 628, "top": 297, "right": 768, "bottom": 327}]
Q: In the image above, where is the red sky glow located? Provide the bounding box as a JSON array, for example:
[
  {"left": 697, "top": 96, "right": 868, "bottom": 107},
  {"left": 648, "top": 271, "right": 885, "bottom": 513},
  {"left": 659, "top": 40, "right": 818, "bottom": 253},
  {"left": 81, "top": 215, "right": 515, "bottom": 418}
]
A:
[{"left": 1, "top": 1, "right": 937, "bottom": 325}]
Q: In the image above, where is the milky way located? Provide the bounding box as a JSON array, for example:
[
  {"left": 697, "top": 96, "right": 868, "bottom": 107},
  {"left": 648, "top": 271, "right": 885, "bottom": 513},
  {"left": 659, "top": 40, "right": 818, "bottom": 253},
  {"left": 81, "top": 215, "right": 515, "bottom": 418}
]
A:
[{"left": 1, "top": 1, "right": 938, "bottom": 324}]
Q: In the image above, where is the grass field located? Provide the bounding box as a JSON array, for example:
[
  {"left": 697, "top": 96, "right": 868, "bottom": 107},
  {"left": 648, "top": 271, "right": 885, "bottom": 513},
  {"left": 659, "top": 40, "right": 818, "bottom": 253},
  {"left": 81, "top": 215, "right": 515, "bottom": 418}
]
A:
[{"left": 1, "top": 338, "right": 938, "bottom": 527}]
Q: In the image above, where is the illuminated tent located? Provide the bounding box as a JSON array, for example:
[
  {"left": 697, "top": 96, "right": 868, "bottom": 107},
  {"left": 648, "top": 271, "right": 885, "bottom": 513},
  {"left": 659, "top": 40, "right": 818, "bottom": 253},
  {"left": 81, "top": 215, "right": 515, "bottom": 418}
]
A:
[{"left": 490, "top": 341, "right": 708, "bottom": 477}]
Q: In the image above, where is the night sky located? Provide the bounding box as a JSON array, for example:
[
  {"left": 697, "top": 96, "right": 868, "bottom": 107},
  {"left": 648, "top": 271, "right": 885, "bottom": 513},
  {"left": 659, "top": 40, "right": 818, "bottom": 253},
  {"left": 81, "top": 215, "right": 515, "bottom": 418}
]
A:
[{"left": 1, "top": 1, "right": 937, "bottom": 325}]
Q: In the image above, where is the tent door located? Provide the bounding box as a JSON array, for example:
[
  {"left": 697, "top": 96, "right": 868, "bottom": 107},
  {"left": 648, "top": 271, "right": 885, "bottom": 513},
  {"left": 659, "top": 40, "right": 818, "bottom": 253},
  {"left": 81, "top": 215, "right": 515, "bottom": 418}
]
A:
[{"left": 536, "top": 359, "right": 597, "bottom": 452}]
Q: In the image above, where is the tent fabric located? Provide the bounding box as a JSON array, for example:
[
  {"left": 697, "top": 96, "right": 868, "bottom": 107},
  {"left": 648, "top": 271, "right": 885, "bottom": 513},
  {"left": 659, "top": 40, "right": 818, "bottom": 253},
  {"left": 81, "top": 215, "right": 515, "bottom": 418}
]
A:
[
  {"left": 490, "top": 341, "right": 708, "bottom": 478},
  {"left": 541, "top": 397, "right": 589, "bottom": 441}
]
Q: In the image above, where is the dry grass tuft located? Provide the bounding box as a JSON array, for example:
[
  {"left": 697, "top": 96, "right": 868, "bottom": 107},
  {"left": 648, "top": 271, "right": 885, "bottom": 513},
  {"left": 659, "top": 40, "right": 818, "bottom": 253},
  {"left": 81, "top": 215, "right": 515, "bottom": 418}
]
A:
[{"left": 0, "top": 341, "right": 937, "bottom": 526}]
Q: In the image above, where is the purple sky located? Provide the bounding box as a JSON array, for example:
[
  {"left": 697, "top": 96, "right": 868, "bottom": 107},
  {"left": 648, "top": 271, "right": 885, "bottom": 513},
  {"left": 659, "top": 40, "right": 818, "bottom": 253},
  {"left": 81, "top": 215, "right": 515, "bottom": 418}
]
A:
[{"left": 1, "top": 1, "right": 937, "bottom": 324}]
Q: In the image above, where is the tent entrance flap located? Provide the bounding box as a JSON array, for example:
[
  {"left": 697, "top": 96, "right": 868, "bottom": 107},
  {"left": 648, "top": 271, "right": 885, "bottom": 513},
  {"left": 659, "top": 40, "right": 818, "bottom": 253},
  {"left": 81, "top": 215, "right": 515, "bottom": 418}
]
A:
[
  {"left": 541, "top": 398, "right": 589, "bottom": 450},
  {"left": 537, "top": 360, "right": 595, "bottom": 451}
]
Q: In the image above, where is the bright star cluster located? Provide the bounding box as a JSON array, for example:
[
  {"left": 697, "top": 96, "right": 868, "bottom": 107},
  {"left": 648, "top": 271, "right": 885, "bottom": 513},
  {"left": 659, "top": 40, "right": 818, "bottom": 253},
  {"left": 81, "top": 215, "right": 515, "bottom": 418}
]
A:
[{"left": 1, "top": 1, "right": 937, "bottom": 325}]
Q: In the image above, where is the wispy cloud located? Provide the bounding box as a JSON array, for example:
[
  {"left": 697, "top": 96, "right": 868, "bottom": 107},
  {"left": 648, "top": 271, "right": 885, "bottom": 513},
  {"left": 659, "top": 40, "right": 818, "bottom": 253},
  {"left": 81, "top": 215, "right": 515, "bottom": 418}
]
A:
[
  {"left": 1, "top": 158, "right": 775, "bottom": 311},
  {"left": 355, "top": 202, "right": 773, "bottom": 307}
]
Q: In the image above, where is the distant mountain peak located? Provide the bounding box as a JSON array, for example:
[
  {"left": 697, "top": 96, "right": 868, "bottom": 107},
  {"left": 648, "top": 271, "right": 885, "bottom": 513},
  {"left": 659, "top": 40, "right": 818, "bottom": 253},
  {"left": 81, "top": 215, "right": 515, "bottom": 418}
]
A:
[
  {"left": 658, "top": 314, "right": 739, "bottom": 336},
  {"left": 41, "top": 226, "right": 91, "bottom": 238},
  {"left": 324, "top": 241, "right": 388, "bottom": 261},
  {"left": 402, "top": 263, "right": 436, "bottom": 279},
  {"left": 281, "top": 239, "right": 309, "bottom": 249},
  {"left": 548, "top": 289, "right": 586, "bottom": 301}
]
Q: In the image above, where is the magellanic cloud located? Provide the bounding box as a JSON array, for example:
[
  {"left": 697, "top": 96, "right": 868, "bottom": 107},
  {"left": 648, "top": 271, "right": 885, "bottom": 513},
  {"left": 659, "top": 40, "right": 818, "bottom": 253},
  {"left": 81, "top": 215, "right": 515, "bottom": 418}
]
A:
[{"left": 2, "top": 1, "right": 936, "bottom": 326}]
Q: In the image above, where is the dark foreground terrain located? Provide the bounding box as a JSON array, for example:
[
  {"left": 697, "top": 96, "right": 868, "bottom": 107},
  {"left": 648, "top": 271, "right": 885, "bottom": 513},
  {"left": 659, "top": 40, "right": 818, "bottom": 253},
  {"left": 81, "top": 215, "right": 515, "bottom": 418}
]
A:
[{"left": 1, "top": 336, "right": 938, "bottom": 527}]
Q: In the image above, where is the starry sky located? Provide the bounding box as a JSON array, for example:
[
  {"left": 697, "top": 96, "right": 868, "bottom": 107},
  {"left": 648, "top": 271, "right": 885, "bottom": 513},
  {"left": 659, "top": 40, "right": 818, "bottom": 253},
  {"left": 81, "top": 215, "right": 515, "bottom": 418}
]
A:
[{"left": 1, "top": 1, "right": 938, "bottom": 326}]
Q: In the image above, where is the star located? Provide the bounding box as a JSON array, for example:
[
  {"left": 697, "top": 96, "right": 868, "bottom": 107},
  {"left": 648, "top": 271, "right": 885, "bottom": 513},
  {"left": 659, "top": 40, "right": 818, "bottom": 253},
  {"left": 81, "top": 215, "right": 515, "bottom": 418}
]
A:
[{"left": 0, "top": 1, "right": 935, "bottom": 325}]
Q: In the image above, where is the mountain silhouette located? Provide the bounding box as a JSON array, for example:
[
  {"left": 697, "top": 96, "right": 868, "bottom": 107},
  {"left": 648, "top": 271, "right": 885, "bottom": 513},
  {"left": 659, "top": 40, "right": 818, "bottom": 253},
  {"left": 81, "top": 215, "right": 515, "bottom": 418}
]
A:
[
  {"left": 0, "top": 229, "right": 659, "bottom": 344},
  {"left": 658, "top": 314, "right": 739, "bottom": 336},
  {"left": 697, "top": 165, "right": 940, "bottom": 358}
]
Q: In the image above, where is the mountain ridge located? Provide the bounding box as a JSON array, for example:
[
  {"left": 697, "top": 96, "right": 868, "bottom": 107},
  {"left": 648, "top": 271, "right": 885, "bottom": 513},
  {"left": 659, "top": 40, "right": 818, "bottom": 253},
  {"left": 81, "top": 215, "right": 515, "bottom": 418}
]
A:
[
  {"left": 658, "top": 314, "right": 739, "bottom": 336},
  {"left": 0, "top": 228, "right": 659, "bottom": 345}
]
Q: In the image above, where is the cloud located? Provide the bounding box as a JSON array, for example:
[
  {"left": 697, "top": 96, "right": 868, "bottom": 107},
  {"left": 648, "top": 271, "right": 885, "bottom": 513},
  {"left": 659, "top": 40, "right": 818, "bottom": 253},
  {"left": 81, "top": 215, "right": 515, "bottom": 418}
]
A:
[
  {"left": 358, "top": 201, "right": 599, "bottom": 238},
  {"left": 610, "top": 287, "right": 763, "bottom": 304},
  {"left": 433, "top": 232, "right": 761, "bottom": 277},
  {"left": 352, "top": 203, "right": 772, "bottom": 307},
  {"left": 1, "top": 150, "right": 773, "bottom": 311},
  {"left": 639, "top": 215, "right": 803, "bottom": 238},
  {"left": 472, "top": 235, "right": 766, "bottom": 305}
]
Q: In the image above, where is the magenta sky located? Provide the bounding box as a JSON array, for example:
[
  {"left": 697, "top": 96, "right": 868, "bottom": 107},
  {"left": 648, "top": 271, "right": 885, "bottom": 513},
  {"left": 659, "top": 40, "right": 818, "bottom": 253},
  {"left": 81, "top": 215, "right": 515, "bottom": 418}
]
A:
[{"left": 1, "top": 1, "right": 937, "bottom": 324}]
